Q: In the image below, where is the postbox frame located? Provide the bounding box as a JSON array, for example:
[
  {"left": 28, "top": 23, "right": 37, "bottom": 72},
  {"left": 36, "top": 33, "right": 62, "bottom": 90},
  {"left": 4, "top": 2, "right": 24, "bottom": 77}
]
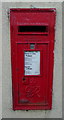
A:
[{"left": 10, "top": 8, "right": 56, "bottom": 110}]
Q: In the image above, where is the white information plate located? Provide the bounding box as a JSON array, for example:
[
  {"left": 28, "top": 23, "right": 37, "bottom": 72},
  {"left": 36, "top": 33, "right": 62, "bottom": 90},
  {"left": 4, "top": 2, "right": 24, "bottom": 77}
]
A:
[{"left": 24, "top": 51, "right": 40, "bottom": 75}]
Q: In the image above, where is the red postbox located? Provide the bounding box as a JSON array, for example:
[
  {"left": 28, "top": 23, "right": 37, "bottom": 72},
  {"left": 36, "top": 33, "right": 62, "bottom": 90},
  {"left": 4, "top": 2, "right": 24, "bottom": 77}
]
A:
[{"left": 10, "top": 8, "right": 56, "bottom": 110}]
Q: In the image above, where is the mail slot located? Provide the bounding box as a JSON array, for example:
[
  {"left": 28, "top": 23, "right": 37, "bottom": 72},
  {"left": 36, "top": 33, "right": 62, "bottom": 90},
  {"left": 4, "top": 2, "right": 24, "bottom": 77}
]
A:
[{"left": 10, "top": 8, "right": 56, "bottom": 110}]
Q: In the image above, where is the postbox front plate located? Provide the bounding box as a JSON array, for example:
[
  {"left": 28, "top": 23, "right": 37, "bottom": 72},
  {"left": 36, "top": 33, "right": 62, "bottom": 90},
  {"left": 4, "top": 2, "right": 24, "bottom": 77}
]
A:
[{"left": 10, "top": 8, "right": 56, "bottom": 110}]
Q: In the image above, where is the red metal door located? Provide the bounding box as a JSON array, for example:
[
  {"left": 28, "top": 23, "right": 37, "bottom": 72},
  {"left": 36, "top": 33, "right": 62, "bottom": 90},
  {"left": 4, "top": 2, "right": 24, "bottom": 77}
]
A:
[
  {"left": 17, "top": 43, "right": 49, "bottom": 108},
  {"left": 10, "top": 8, "right": 56, "bottom": 110}
]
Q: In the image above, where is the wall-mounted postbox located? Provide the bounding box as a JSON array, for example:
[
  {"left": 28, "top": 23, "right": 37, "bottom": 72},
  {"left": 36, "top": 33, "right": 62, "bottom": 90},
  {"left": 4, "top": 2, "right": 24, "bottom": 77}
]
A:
[{"left": 10, "top": 8, "right": 56, "bottom": 110}]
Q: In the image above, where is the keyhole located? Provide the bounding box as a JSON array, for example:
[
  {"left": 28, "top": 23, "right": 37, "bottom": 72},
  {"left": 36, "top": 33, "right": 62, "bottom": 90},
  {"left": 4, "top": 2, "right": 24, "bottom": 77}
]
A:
[{"left": 22, "top": 77, "right": 25, "bottom": 81}]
